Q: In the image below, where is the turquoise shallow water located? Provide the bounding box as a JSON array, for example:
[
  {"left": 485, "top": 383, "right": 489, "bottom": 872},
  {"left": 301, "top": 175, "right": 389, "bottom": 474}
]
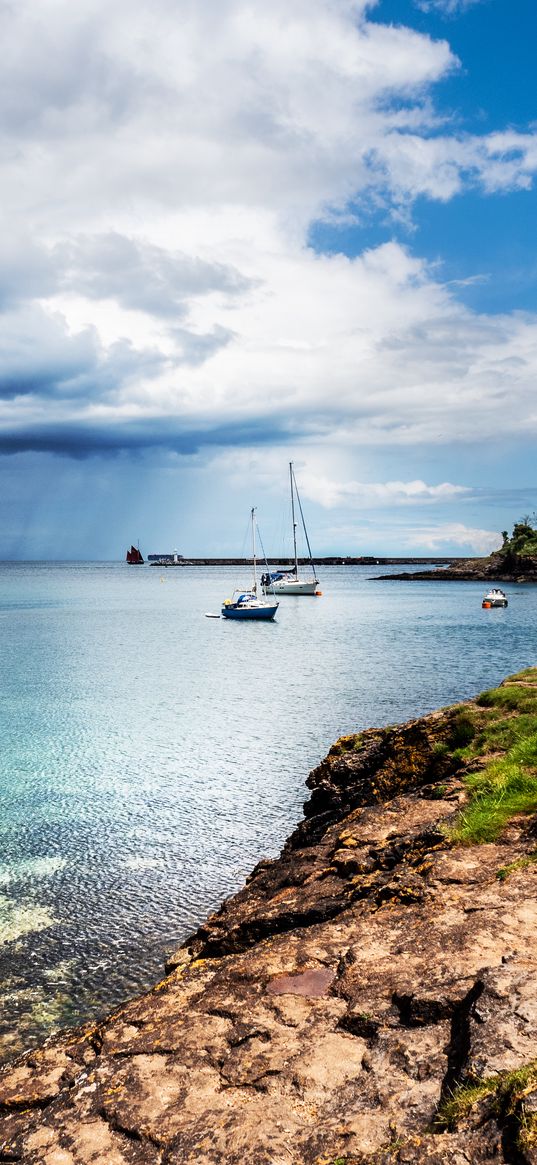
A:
[{"left": 1, "top": 561, "right": 536, "bottom": 1058}]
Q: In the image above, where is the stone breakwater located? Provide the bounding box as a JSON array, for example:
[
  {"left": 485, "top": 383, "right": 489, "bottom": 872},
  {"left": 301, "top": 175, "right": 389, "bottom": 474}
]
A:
[{"left": 1, "top": 674, "right": 537, "bottom": 1164}]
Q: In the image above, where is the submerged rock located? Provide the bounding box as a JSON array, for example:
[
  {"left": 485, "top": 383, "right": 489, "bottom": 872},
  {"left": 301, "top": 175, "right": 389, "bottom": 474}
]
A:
[{"left": 1, "top": 672, "right": 537, "bottom": 1163}]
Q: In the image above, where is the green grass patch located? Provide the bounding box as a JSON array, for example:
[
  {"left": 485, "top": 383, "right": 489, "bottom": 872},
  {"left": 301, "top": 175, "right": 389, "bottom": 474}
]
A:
[
  {"left": 436, "top": 1078, "right": 498, "bottom": 1127},
  {"left": 445, "top": 672, "right": 537, "bottom": 844},
  {"left": 436, "top": 1059, "right": 537, "bottom": 1130},
  {"left": 429, "top": 783, "right": 448, "bottom": 800},
  {"left": 448, "top": 713, "right": 476, "bottom": 749},
  {"left": 505, "top": 668, "right": 537, "bottom": 684},
  {"left": 497, "top": 851, "right": 537, "bottom": 881},
  {"left": 330, "top": 733, "right": 363, "bottom": 756},
  {"left": 431, "top": 741, "right": 450, "bottom": 758},
  {"left": 472, "top": 712, "right": 537, "bottom": 753},
  {"left": 448, "top": 749, "right": 537, "bottom": 844},
  {"left": 477, "top": 685, "right": 537, "bottom": 713}
]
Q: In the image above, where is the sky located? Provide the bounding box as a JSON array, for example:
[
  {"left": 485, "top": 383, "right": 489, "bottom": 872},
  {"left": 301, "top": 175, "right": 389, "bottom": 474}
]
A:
[{"left": 1, "top": 0, "right": 537, "bottom": 559}]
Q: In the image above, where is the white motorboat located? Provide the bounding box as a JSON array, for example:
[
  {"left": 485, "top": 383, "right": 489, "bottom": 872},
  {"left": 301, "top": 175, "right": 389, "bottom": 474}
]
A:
[{"left": 482, "top": 588, "right": 508, "bottom": 608}]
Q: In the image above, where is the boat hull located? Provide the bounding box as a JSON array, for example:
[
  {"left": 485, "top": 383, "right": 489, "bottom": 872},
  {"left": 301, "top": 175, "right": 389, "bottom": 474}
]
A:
[
  {"left": 482, "top": 590, "right": 508, "bottom": 608},
  {"left": 222, "top": 604, "right": 278, "bottom": 620},
  {"left": 264, "top": 579, "right": 318, "bottom": 595}
]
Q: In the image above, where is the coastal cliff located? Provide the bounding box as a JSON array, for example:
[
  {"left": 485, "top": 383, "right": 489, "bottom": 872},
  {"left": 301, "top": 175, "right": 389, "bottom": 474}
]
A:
[{"left": 1, "top": 671, "right": 537, "bottom": 1164}]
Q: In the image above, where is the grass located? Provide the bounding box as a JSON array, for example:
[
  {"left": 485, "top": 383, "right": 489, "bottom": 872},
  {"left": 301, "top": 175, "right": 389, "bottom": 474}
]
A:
[
  {"left": 471, "top": 712, "right": 537, "bottom": 754},
  {"left": 330, "top": 672, "right": 537, "bottom": 847},
  {"left": 448, "top": 744, "right": 537, "bottom": 844},
  {"left": 429, "top": 783, "right": 448, "bottom": 800},
  {"left": 443, "top": 670, "right": 537, "bottom": 845},
  {"left": 436, "top": 1060, "right": 537, "bottom": 1137},
  {"left": 447, "top": 713, "right": 476, "bottom": 749},
  {"left": 497, "top": 851, "right": 537, "bottom": 881},
  {"left": 504, "top": 667, "right": 537, "bottom": 683},
  {"left": 477, "top": 686, "right": 537, "bottom": 713},
  {"left": 329, "top": 733, "right": 364, "bottom": 756}
]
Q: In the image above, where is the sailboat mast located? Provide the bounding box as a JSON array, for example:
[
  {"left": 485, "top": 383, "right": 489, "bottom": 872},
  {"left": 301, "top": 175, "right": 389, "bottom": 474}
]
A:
[
  {"left": 251, "top": 506, "right": 258, "bottom": 595},
  {"left": 290, "top": 461, "right": 299, "bottom": 576},
  {"left": 292, "top": 464, "right": 316, "bottom": 575}
]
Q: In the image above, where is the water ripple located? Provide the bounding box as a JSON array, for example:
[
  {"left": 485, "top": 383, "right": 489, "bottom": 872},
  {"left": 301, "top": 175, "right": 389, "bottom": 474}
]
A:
[{"left": 0, "top": 563, "right": 536, "bottom": 1058}]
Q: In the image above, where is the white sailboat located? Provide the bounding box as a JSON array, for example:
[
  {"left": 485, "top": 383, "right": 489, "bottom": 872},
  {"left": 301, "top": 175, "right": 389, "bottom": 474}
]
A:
[
  {"left": 222, "top": 508, "right": 279, "bottom": 620},
  {"left": 262, "top": 463, "right": 320, "bottom": 596}
]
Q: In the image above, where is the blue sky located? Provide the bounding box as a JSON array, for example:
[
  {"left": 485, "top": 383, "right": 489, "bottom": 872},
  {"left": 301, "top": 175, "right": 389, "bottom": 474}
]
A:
[{"left": 1, "top": 0, "right": 536, "bottom": 559}]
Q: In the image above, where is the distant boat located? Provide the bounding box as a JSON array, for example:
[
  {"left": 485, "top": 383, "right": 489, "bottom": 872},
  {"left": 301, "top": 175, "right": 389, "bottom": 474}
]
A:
[
  {"left": 262, "top": 462, "right": 320, "bottom": 595},
  {"left": 222, "top": 509, "right": 279, "bottom": 621},
  {"left": 126, "top": 544, "right": 144, "bottom": 564},
  {"left": 482, "top": 588, "right": 508, "bottom": 608}
]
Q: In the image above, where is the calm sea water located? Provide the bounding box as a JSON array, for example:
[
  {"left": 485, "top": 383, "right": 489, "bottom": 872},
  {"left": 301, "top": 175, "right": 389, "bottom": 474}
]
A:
[{"left": 1, "top": 561, "right": 536, "bottom": 1059}]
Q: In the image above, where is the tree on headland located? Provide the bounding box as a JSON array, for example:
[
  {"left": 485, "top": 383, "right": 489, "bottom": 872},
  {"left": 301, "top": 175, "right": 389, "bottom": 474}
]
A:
[{"left": 499, "top": 515, "right": 537, "bottom": 559}]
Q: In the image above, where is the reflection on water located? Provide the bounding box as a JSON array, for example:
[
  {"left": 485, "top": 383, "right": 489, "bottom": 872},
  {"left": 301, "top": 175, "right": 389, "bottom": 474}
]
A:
[{"left": 1, "top": 561, "right": 536, "bottom": 1059}]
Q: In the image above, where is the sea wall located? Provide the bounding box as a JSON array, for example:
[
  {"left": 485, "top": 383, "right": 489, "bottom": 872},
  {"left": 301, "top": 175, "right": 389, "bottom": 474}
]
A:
[{"left": 1, "top": 672, "right": 537, "bottom": 1164}]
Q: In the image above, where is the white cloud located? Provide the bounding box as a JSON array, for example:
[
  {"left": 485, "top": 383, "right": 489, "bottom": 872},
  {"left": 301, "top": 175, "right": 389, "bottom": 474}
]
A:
[
  {"left": 0, "top": 0, "right": 537, "bottom": 459},
  {"left": 416, "top": 0, "right": 485, "bottom": 14},
  {"left": 296, "top": 474, "right": 469, "bottom": 508},
  {"left": 400, "top": 522, "right": 502, "bottom": 554},
  {"left": 208, "top": 449, "right": 471, "bottom": 508},
  {"left": 321, "top": 517, "right": 503, "bottom": 556},
  {"left": 370, "top": 131, "right": 537, "bottom": 205}
]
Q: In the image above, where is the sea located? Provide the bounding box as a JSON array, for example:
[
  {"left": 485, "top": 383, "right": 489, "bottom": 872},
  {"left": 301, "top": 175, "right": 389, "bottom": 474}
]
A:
[{"left": 1, "top": 560, "right": 536, "bottom": 1061}]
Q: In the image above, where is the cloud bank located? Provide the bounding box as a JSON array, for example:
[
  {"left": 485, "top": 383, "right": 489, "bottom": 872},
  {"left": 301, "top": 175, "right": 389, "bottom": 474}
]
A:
[{"left": 0, "top": 0, "right": 536, "bottom": 465}]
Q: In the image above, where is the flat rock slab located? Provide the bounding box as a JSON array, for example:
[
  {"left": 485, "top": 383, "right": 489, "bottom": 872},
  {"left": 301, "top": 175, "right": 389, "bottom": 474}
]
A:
[{"left": 2, "top": 688, "right": 537, "bottom": 1164}]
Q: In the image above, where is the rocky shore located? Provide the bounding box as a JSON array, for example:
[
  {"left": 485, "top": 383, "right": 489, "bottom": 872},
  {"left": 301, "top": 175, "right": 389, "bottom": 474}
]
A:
[
  {"left": 374, "top": 555, "right": 537, "bottom": 582},
  {"left": 1, "top": 672, "right": 537, "bottom": 1164},
  {"left": 375, "top": 526, "right": 537, "bottom": 583}
]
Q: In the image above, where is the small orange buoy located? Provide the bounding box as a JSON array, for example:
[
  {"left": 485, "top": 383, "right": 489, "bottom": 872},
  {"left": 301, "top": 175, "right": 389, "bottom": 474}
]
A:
[
  {"left": 315, "top": 590, "right": 323, "bottom": 595},
  {"left": 482, "top": 601, "right": 492, "bottom": 608}
]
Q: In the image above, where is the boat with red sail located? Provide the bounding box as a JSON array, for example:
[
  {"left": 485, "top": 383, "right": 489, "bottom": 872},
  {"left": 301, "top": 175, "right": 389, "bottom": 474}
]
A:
[{"left": 126, "top": 545, "right": 144, "bottom": 564}]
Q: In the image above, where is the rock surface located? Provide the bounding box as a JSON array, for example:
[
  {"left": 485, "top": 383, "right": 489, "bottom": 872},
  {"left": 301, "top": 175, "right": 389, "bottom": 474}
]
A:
[
  {"left": 1, "top": 680, "right": 537, "bottom": 1164},
  {"left": 375, "top": 547, "right": 537, "bottom": 582}
]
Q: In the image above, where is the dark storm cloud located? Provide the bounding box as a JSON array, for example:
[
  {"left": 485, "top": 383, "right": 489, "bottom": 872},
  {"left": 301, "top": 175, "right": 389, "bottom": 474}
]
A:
[
  {"left": 56, "top": 234, "right": 252, "bottom": 320},
  {"left": 0, "top": 309, "right": 99, "bottom": 400},
  {"left": 0, "top": 416, "right": 288, "bottom": 459}
]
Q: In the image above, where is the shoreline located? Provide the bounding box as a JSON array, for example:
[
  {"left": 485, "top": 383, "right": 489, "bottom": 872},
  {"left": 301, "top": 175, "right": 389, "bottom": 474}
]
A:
[
  {"left": 373, "top": 547, "right": 537, "bottom": 584},
  {"left": 1, "top": 671, "right": 537, "bottom": 1162},
  {"left": 375, "top": 568, "right": 537, "bottom": 583}
]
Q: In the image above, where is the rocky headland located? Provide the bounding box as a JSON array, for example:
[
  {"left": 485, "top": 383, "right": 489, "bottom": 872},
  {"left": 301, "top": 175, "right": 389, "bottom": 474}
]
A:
[
  {"left": 374, "top": 552, "right": 537, "bottom": 583},
  {"left": 375, "top": 520, "right": 537, "bottom": 583},
  {"left": 1, "top": 671, "right": 537, "bottom": 1164}
]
